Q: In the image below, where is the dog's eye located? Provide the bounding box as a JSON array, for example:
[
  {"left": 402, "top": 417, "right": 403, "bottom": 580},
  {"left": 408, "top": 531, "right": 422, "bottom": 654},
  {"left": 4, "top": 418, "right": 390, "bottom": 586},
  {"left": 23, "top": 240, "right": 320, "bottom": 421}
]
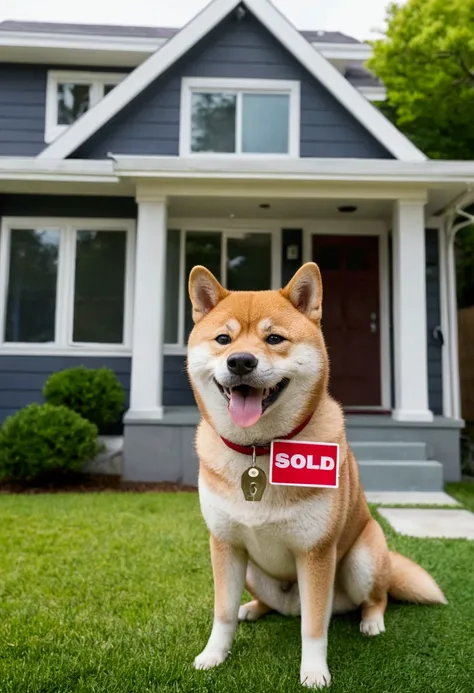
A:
[
  {"left": 215, "top": 334, "right": 231, "bottom": 345},
  {"left": 266, "top": 334, "right": 285, "bottom": 345}
]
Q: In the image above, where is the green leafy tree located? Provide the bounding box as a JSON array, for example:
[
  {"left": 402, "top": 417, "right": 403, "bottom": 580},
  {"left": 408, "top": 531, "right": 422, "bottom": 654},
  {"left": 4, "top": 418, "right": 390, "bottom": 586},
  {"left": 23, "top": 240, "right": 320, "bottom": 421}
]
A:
[
  {"left": 368, "top": 0, "right": 474, "bottom": 160},
  {"left": 369, "top": 0, "right": 474, "bottom": 309}
]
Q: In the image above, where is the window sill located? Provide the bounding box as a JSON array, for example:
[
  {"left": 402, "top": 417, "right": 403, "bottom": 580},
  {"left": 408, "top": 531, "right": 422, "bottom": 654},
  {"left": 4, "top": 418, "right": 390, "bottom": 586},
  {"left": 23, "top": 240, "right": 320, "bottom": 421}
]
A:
[
  {"left": 0, "top": 345, "right": 132, "bottom": 358},
  {"left": 181, "top": 152, "right": 298, "bottom": 159}
]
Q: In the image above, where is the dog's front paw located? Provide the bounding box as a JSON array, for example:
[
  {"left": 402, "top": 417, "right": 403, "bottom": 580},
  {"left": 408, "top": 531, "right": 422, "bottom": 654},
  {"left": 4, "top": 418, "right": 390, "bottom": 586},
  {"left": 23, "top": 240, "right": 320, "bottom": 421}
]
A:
[
  {"left": 300, "top": 667, "right": 332, "bottom": 688},
  {"left": 193, "top": 649, "right": 228, "bottom": 670}
]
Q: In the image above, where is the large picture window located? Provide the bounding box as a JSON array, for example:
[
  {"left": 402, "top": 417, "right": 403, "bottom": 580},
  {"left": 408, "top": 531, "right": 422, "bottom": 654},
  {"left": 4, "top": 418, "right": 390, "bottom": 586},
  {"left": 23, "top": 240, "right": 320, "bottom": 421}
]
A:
[
  {"left": 45, "top": 71, "right": 126, "bottom": 143},
  {"left": 0, "top": 218, "right": 135, "bottom": 352},
  {"left": 180, "top": 78, "right": 300, "bottom": 157},
  {"left": 165, "top": 228, "right": 273, "bottom": 348}
]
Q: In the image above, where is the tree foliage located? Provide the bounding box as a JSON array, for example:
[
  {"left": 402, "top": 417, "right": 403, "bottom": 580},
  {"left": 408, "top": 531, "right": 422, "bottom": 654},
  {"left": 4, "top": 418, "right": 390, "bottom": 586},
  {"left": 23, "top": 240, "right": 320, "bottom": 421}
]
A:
[{"left": 368, "top": 0, "right": 474, "bottom": 160}]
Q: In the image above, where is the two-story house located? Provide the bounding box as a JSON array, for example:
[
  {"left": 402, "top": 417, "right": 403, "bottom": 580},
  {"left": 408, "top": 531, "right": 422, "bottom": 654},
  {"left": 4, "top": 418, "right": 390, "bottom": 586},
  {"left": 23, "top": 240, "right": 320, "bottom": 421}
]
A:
[{"left": 0, "top": 0, "right": 472, "bottom": 489}]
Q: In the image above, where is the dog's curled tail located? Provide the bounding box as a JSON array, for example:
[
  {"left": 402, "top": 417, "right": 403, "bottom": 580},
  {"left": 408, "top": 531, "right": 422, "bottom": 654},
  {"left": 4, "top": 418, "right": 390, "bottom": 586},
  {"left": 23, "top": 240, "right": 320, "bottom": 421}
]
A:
[{"left": 388, "top": 551, "right": 447, "bottom": 605}]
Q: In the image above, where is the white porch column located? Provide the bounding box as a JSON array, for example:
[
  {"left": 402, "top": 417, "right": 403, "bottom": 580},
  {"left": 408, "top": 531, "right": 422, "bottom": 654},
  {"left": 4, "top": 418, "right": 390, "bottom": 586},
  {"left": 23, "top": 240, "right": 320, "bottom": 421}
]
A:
[
  {"left": 126, "top": 192, "right": 167, "bottom": 421},
  {"left": 392, "top": 199, "right": 433, "bottom": 422}
]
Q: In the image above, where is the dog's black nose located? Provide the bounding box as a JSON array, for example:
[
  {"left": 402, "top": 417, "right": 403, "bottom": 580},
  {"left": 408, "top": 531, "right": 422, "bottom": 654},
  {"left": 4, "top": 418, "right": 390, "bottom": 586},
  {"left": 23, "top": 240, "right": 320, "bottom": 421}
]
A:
[{"left": 227, "top": 352, "right": 258, "bottom": 376}]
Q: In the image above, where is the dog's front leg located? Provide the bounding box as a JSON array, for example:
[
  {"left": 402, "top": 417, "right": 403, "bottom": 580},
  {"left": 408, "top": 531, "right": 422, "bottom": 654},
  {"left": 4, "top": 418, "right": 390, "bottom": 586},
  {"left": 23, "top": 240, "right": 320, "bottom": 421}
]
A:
[
  {"left": 296, "top": 546, "right": 336, "bottom": 688},
  {"left": 194, "top": 533, "right": 247, "bottom": 670}
]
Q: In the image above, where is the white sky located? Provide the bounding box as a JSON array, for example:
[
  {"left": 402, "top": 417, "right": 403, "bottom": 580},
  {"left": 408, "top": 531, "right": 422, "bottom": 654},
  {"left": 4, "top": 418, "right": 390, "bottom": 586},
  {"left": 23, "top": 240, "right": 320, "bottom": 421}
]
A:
[{"left": 0, "top": 0, "right": 392, "bottom": 42}]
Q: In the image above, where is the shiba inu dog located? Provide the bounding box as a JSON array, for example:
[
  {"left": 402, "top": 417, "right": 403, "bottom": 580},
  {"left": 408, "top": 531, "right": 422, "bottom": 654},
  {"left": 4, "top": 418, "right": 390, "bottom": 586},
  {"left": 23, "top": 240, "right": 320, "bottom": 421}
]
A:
[{"left": 186, "top": 262, "right": 446, "bottom": 688}]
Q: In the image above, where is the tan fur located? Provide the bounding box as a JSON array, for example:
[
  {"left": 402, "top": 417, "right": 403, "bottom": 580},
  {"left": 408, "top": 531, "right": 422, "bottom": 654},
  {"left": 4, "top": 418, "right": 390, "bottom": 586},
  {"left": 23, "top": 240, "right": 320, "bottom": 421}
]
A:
[
  {"left": 389, "top": 551, "right": 448, "bottom": 605},
  {"left": 187, "top": 263, "right": 447, "bottom": 687}
]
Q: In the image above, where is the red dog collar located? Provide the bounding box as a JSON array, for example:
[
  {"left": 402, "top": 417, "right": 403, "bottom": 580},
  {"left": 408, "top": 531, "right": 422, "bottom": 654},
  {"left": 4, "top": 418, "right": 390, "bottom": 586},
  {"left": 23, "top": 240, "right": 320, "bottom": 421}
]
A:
[{"left": 220, "top": 415, "right": 313, "bottom": 457}]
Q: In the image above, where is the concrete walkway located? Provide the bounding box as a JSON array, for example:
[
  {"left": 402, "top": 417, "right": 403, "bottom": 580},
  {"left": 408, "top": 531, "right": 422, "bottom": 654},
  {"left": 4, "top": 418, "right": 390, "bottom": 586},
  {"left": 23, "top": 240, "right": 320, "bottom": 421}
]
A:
[
  {"left": 378, "top": 507, "right": 474, "bottom": 540},
  {"left": 365, "top": 491, "right": 459, "bottom": 506}
]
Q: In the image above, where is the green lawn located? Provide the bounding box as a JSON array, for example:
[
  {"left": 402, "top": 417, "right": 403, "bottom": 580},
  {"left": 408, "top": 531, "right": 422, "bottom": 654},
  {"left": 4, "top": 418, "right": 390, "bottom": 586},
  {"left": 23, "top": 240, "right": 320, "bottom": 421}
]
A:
[
  {"left": 0, "top": 492, "right": 473, "bottom": 693},
  {"left": 447, "top": 481, "right": 474, "bottom": 511}
]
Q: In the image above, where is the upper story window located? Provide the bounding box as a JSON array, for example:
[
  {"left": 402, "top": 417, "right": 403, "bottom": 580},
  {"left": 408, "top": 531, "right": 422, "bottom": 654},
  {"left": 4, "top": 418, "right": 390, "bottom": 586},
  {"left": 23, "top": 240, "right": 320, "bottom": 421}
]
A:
[
  {"left": 45, "top": 71, "right": 126, "bottom": 143},
  {"left": 179, "top": 78, "right": 300, "bottom": 157}
]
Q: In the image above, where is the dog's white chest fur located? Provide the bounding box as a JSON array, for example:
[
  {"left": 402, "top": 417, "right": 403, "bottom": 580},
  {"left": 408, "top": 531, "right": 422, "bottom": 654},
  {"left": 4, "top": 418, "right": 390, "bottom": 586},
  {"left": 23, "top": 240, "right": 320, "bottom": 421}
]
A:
[{"left": 199, "top": 477, "right": 332, "bottom": 580}]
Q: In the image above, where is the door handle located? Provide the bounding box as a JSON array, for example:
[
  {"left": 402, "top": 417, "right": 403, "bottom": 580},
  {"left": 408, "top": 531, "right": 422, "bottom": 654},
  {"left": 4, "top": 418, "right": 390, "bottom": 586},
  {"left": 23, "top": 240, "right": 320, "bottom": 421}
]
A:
[
  {"left": 370, "top": 312, "right": 378, "bottom": 334},
  {"left": 432, "top": 325, "right": 444, "bottom": 346}
]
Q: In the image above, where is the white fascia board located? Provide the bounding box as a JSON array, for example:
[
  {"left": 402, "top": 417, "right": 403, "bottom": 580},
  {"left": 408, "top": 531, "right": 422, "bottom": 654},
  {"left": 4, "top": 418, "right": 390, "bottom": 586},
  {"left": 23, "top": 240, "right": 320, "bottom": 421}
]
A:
[
  {"left": 38, "top": 0, "right": 423, "bottom": 163},
  {"left": 0, "top": 31, "right": 371, "bottom": 61},
  {"left": 0, "top": 30, "right": 166, "bottom": 54},
  {"left": 111, "top": 155, "right": 474, "bottom": 183},
  {"left": 0, "top": 157, "right": 116, "bottom": 182},
  {"left": 316, "top": 42, "right": 373, "bottom": 61},
  {"left": 358, "top": 86, "right": 387, "bottom": 102}
]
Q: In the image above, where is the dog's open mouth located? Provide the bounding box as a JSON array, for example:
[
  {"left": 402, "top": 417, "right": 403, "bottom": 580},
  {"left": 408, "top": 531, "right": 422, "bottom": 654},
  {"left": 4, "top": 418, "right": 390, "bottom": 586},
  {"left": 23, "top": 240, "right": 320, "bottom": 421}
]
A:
[{"left": 215, "top": 379, "right": 289, "bottom": 428}]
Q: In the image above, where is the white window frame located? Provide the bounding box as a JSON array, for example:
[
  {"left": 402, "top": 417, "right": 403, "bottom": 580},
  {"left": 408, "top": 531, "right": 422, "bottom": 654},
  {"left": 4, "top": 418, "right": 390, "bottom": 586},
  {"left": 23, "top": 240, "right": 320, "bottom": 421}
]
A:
[
  {"left": 165, "top": 223, "right": 281, "bottom": 354},
  {"left": 45, "top": 71, "right": 126, "bottom": 144},
  {"left": 179, "top": 77, "right": 300, "bottom": 158},
  {"left": 0, "top": 217, "right": 136, "bottom": 356}
]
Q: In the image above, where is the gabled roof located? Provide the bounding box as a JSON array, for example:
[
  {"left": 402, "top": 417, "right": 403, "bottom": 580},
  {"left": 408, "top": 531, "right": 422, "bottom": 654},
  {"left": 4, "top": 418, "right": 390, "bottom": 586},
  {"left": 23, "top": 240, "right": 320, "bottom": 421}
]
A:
[
  {"left": 0, "top": 19, "right": 360, "bottom": 45},
  {"left": 38, "top": 0, "right": 426, "bottom": 162}
]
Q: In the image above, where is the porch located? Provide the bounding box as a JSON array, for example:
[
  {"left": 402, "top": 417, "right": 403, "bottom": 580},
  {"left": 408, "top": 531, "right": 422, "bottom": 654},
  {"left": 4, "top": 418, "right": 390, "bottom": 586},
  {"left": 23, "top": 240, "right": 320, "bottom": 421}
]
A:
[
  {"left": 0, "top": 157, "right": 467, "bottom": 489},
  {"left": 123, "top": 409, "right": 460, "bottom": 491},
  {"left": 122, "top": 181, "right": 462, "bottom": 489}
]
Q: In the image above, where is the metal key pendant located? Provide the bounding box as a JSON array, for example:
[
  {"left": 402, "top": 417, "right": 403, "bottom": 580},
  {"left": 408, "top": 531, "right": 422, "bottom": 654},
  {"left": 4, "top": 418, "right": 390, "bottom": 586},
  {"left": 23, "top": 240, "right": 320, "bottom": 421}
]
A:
[{"left": 241, "top": 466, "right": 267, "bottom": 501}]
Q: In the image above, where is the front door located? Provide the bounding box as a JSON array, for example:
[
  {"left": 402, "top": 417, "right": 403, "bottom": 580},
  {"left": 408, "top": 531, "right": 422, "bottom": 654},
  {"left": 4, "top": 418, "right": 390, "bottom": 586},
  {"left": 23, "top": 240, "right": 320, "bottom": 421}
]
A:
[{"left": 312, "top": 235, "right": 381, "bottom": 407}]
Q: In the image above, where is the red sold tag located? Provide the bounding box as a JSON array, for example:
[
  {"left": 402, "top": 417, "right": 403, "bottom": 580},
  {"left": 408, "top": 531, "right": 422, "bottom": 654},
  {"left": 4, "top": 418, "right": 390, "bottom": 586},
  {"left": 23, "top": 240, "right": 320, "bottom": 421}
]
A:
[{"left": 269, "top": 440, "right": 339, "bottom": 488}]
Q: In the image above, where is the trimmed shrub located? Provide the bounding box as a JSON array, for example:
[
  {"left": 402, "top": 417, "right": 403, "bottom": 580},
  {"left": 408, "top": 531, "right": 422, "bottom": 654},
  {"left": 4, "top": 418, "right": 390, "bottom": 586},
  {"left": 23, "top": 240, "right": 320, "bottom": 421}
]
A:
[
  {"left": 43, "top": 366, "right": 125, "bottom": 429},
  {"left": 0, "top": 403, "right": 100, "bottom": 481}
]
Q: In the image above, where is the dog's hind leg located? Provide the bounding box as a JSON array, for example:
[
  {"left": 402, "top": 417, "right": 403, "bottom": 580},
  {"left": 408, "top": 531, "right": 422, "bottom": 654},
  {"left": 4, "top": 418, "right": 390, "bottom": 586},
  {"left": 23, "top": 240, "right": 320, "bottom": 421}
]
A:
[
  {"left": 339, "top": 517, "right": 391, "bottom": 636},
  {"left": 238, "top": 561, "right": 301, "bottom": 621}
]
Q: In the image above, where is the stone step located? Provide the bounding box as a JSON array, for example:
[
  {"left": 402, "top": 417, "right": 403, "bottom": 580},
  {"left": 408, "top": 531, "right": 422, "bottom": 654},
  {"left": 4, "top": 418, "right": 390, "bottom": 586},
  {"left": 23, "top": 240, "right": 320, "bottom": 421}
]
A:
[
  {"left": 351, "top": 441, "right": 427, "bottom": 461},
  {"left": 358, "top": 460, "right": 444, "bottom": 492}
]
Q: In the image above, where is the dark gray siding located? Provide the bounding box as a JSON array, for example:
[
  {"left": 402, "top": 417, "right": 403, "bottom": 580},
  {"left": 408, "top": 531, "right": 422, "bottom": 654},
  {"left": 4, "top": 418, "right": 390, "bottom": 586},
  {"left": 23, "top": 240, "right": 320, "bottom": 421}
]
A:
[
  {"left": 0, "top": 193, "right": 137, "bottom": 218},
  {"left": 0, "top": 355, "right": 195, "bottom": 422},
  {"left": 0, "top": 64, "right": 129, "bottom": 157},
  {"left": 426, "top": 229, "right": 443, "bottom": 415},
  {"left": 164, "top": 356, "right": 194, "bottom": 406},
  {"left": 0, "top": 356, "right": 131, "bottom": 424},
  {"left": 0, "top": 63, "right": 46, "bottom": 156},
  {"left": 0, "top": 194, "right": 136, "bottom": 386},
  {"left": 74, "top": 10, "right": 392, "bottom": 159}
]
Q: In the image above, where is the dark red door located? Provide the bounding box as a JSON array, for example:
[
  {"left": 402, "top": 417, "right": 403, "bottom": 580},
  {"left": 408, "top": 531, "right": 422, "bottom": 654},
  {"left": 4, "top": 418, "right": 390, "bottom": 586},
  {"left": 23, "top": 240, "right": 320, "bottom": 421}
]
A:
[{"left": 312, "top": 235, "right": 381, "bottom": 407}]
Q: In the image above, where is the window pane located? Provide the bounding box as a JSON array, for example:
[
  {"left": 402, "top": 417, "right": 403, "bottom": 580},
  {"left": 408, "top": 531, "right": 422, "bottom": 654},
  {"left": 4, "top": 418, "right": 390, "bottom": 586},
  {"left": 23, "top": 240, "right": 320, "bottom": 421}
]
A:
[
  {"left": 164, "top": 230, "right": 181, "bottom": 344},
  {"left": 57, "top": 83, "right": 91, "bottom": 125},
  {"left": 185, "top": 232, "right": 221, "bottom": 337},
  {"left": 242, "top": 94, "right": 290, "bottom": 154},
  {"left": 73, "top": 231, "right": 126, "bottom": 343},
  {"left": 227, "top": 233, "right": 271, "bottom": 291},
  {"left": 191, "top": 93, "right": 236, "bottom": 153},
  {"left": 5, "top": 229, "right": 59, "bottom": 343}
]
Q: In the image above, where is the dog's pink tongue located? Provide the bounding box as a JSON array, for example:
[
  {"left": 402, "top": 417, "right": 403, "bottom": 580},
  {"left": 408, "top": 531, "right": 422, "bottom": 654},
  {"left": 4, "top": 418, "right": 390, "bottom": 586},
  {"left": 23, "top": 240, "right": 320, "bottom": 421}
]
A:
[{"left": 229, "top": 388, "right": 263, "bottom": 428}]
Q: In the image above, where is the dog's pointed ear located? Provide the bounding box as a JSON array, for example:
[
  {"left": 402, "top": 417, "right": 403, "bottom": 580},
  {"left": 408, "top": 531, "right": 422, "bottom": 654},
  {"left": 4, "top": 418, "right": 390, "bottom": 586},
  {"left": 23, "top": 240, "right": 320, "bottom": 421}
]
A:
[
  {"left": 281, "top": 262, "right": 322, "bottom": 322},
  {"left": 188, "top": 266, "right": 229, "bottom": 323}
]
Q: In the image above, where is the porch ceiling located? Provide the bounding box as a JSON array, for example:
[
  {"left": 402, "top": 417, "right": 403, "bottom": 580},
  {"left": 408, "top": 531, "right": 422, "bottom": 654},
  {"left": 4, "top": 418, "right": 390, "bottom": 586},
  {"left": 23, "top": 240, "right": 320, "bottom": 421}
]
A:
[{"left": 167, "top": 196, "right": 393, "bottom": 220}]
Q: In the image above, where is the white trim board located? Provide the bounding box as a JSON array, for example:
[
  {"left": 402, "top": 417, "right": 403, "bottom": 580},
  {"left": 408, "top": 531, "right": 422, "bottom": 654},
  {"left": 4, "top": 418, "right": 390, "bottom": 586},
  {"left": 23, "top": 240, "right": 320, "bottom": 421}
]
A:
[
  {"left": 112, "top": 156, "right": 474, "bottom": 183},
  {"left": 38, "top": 0, "right": 426, "bottom": 162}
]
